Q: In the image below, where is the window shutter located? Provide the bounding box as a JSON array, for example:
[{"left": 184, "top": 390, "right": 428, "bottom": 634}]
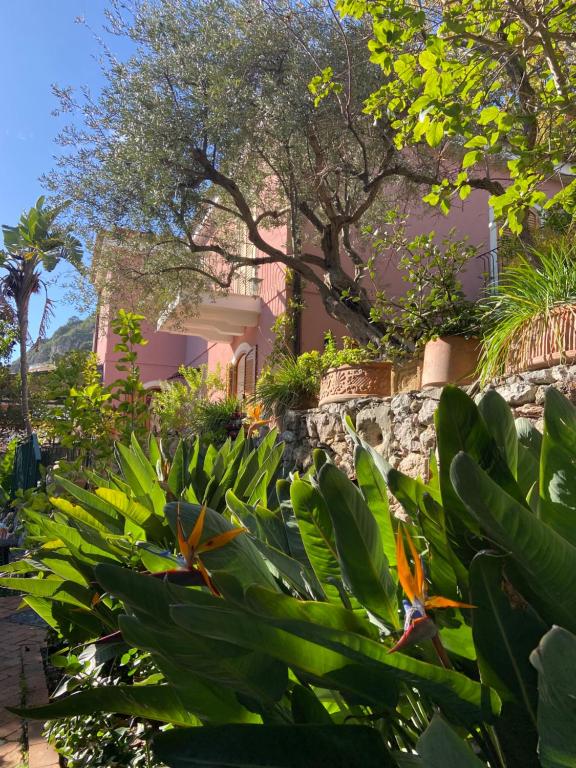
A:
[
  {"left": 244, "top": 347, "right": 257, "bottom": 398},
  {"left": 236, "top": 354, "right": 247, "bottom": 399}
]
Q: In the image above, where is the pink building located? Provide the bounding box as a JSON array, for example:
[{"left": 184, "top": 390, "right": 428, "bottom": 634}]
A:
[{"left": 93, "top": 187, "right": 524, "bottom": 397}]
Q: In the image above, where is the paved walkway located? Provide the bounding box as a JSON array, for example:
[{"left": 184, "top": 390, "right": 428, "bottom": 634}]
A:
[{"left": 0, "top": 596, "right": 59, "bottom": 768}]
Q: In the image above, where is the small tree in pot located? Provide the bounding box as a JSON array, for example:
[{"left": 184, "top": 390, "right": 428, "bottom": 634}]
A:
[{"left": 369, "top": 223, "right": 482, "bottom": 389}]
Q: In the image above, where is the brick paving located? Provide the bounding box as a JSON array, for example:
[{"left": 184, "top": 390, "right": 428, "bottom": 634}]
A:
[{"left": 0, "top": 596, "right": 59, "bottom": 768}]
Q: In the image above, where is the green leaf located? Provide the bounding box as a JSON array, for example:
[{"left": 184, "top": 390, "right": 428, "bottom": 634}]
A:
[
  {"left": 9, "top": 685, "right": 199, "bottom": 727},
  {"left": 469, "top": 552, "right": 543, "bottom": 766},
  {"left": 354, "top": 446, "right": 397, "bottom": 567},
  {"left": 290, "top": 479, "right": 342, "bottom": 603},
  {"left": 477, "top": 389, "right": 518, "bottom": 478},
  {"left": 171, "top": 602, "right": 500, "bottom": 724},
  {"left": 152, "top": 724, "right": 395, "bottom": 768},
  {"left": 417, "top": 715, "right": 485, "bottom": 767},
  {"left": 291, "top": 685, "right": 333, "bottom": 724},
  {"left": 167, "top": 440, "right": 189, "bottom": 497},
  {"left": 540, "top": 388, "right": 576, "bottom": 545},
  {"left": 318, "top": 464, "right": 398, "bottom": 626},
  {"left": 54, "top": 475, "right": 120, "bottom": 530},
  {"left": 95, "top": 487, "right": 166, "bottom": 539},
  {"left": 425, "top": 121, "right": 444, "bottom": 148},
  {"left": 530, "top": 626, "right": 576, "bottom": 768},
  {"left": 435, "top": 387, "right": 526, "bottom": 550},
  {"left": 451, "top": 452, "right": 576, "bottom": 633}
]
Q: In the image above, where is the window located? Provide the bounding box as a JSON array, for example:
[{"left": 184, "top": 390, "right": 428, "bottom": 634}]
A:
[
  {"left": 227, "top": 346, "right": 257, "bottom": 400},
  {"left": 489, "top": 206, "right": 540, "bottom": 285}
]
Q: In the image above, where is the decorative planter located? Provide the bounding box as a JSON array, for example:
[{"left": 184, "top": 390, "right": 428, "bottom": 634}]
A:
[
  {"left": 506, "top": 304, "right": 576, "bottom": 373},
  {"left": 318, "top": 362, "right": 392, "bottom": 406},
  {"left": 421, "top": 336, "right": 480, "bottom": 389},
  {"left": 391, "top": 355, "right": 424, "bottom": 394}
]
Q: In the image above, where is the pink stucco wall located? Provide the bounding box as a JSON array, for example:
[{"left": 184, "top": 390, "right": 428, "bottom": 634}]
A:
[{"left": 94, "top": 313, "right": 188, "bottom": 387}]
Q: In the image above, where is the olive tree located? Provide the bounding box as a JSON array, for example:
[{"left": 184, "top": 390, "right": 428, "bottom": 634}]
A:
[{"left": 49, "top": 0, "right": 458, "bottom": 346}]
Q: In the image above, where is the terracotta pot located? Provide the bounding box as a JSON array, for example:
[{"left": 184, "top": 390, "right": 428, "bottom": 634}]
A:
[
  {"left": 506, "top": 304, "right": 576, "bottom": 373},
  {"left": 318, "top": 362, "right": 392, "bottom": 406},
  {"left": 391, "top": 355, "right": 424, "bottom": 394},
  {"left": 421, "top": 336, "right": 480, "bottom": 389}
]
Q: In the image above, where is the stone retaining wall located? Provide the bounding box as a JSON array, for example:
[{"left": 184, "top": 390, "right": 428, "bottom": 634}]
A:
[{"left": 280, "top": 364, "right": 576, "bottom": 479}]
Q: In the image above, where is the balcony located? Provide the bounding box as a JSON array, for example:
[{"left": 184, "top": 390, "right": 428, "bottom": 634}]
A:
[{"left": 157, "top": 269, "right": 262, "bottom": 343}]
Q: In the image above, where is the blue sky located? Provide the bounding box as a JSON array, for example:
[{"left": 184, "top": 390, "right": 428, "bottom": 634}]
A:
[{"left": 0, "top": 0, "right": 132, "bottom": 356}]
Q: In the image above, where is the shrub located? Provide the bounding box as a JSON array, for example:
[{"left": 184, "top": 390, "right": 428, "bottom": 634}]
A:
[
  {"left": 480, "top": 235, "right": 576, "bottom": 380},
  {"left": 151, "top": 364, "right": 227, "bottom": 439}
]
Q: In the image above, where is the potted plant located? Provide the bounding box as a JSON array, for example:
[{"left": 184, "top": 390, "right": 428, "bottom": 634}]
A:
[
  {"left": 369, "top": 229, "right": 482, "bottom": 390},
  {"left": 255, "top": 351, "right": 324, "bottom": 420},
  {"left": 318, "top": 334, "right": 390, "bottom": 406},
  {"left": 480, "top": 235, "right": 576, "bottom": 381}
]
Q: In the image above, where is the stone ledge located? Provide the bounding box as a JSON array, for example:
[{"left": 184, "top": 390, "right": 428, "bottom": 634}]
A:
[{"left": 281, "top": 363, "right": 576, "bottom": 478}]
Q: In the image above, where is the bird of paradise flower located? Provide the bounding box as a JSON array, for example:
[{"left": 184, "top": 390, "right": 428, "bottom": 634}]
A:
[
  {"left": 176, "top": 503, "right": 246, "bottom": 595},
  {"left": 389, "top": 524, "right": 473, "bottom": 667}
]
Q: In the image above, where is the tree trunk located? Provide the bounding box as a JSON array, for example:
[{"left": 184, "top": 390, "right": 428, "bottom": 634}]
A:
[{"left": 18, "top": 305, "right": 32, "bottom": 436}]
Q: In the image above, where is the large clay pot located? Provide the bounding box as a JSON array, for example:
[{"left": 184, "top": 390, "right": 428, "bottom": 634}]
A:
[
  {"left": 318, "top": 362, "right": 392, "bottom": 406},
  {"left": 421, "top": 336, "right": 480, "bottom": 389},
  {"left": 506, "top": 304, "right": 576, "bottom": 373},
  {"left": 391, "top": 355, "right": 424, "bottom": 394}
]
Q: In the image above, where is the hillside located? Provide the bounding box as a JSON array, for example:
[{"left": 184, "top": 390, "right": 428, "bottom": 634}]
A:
[{"left": 11, "top": 315, "right": 95, "bottom": 371}]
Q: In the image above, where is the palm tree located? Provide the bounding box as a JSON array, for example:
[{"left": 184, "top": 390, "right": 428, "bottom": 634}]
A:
[{"left": 0, "top": 197, "right": 82, "bottom": 435}]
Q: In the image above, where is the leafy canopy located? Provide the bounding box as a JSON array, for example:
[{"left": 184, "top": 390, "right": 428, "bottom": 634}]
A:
[{"left": 336, "top": 0, "right": 576, "bottom": 233}]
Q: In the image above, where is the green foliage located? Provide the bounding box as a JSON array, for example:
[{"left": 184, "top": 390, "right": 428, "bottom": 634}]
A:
[
  {"left": 111, "top": 310, "right": 149, "bottom": 443},
  {"left": 480, "top": 235, "right": 576, "bottom": 380},
  {"left": 255, "top": 352, "right": 324, "bottom": 417},
  {"left": 256, "top": 333, "right": 378, "bottom": 416},
  {"left": 43, "top": 648, "right": 164, "bottom": 768},
  {"left": 0, "top": 438, "right": 17, "bottom": 506},
  {"left": 0, "top": 303, "right": 17, "bottom": 363},
  {"left": 151, "top": 364, "right": 236, "bottom": 444},
  {"left": 367, "top": 223, "right": 481, "bottom": 357},
  {"left": 11, "top": 379, "right": 576, "bottom": 766},
  {"left": 1, "top": 197, "right": 83, "bottom": 433},
  {"left": 342, "top": 0, "right": 576, "bottom": 230}
]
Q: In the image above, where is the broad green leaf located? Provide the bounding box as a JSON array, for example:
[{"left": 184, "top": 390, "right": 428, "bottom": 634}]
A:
[
  {"left": 540, "top": 388, "right": 576, "bottom": 545},
  {"left": 171, "top": 602, "right": 501, "bottom": 724},
  {"left": 477, "top": 389, "right": 518, "bottom": 478},
  {"left": 54, "top": 475, "right": 120, "bottom": 529},
  {"left": 291, "top": 685, "right": 333, "bottom": 724},
  {"left": 290, "top": 479, "right": 342, "bottom": 603},
  {"left": 354, "top": 446, "right": 396, "bottom": 567},
  {"left": 10, "top": 685, "right": 199, "bottom": 727},
  {"left": 451, "top": 452, "right": 576, "bottom": 633},
  {"left": 95, "top": 487, "right": 166, "bottom": 539},
  {"left": 152, "top": 724, "right": 394, "bottom": 768},
  {"left": 470, "top": 552, "right": 543, "bottom": 766},
  {"left": 319, "top": 464, "right": 398, "bottom": 626},
  {"left": 530, "top": 626, "right": 576, "bottom": 768},
  {"left": 0, "top": 576, "right": 92, "bottom": 609},
  {"left": 417, "top": 715, "right": 484, "bottom": 766},
  {"left": 49, "top": 496, "right": 120, "bottom": 534},
  {"left": 243, "top": 584, "right": 377, "bottom": 639},
  {"left": 436, "top": 387, "right": 526, "bottom": 551},
  {"left": 167, "top": 440, "right": 189, "bottom": 497},
  {"left": 116, "top": 442, "right": 166, "bottom": 515}
]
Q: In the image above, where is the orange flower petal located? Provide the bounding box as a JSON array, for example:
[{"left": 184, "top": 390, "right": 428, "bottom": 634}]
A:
[
  {"left": 396, "top": 525, "right": 419, "bottom": 604},
  {"left": 189, "top": 504, "right": 207, "bottom": 550},
  {"left": 425, "top": 596, "right": 475, "bottom": 610},
  {"left": 404, "top": 525, "right": 425, "bottom": 600},
  {"left": 198, "top": 526, "right": 246, "bottom": 553},
  {"left": 196, "top": 559, "right": 220, "bottom": 596},
  {"left": 176, "top": 506, "right": 192, "bottom": 566}
]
